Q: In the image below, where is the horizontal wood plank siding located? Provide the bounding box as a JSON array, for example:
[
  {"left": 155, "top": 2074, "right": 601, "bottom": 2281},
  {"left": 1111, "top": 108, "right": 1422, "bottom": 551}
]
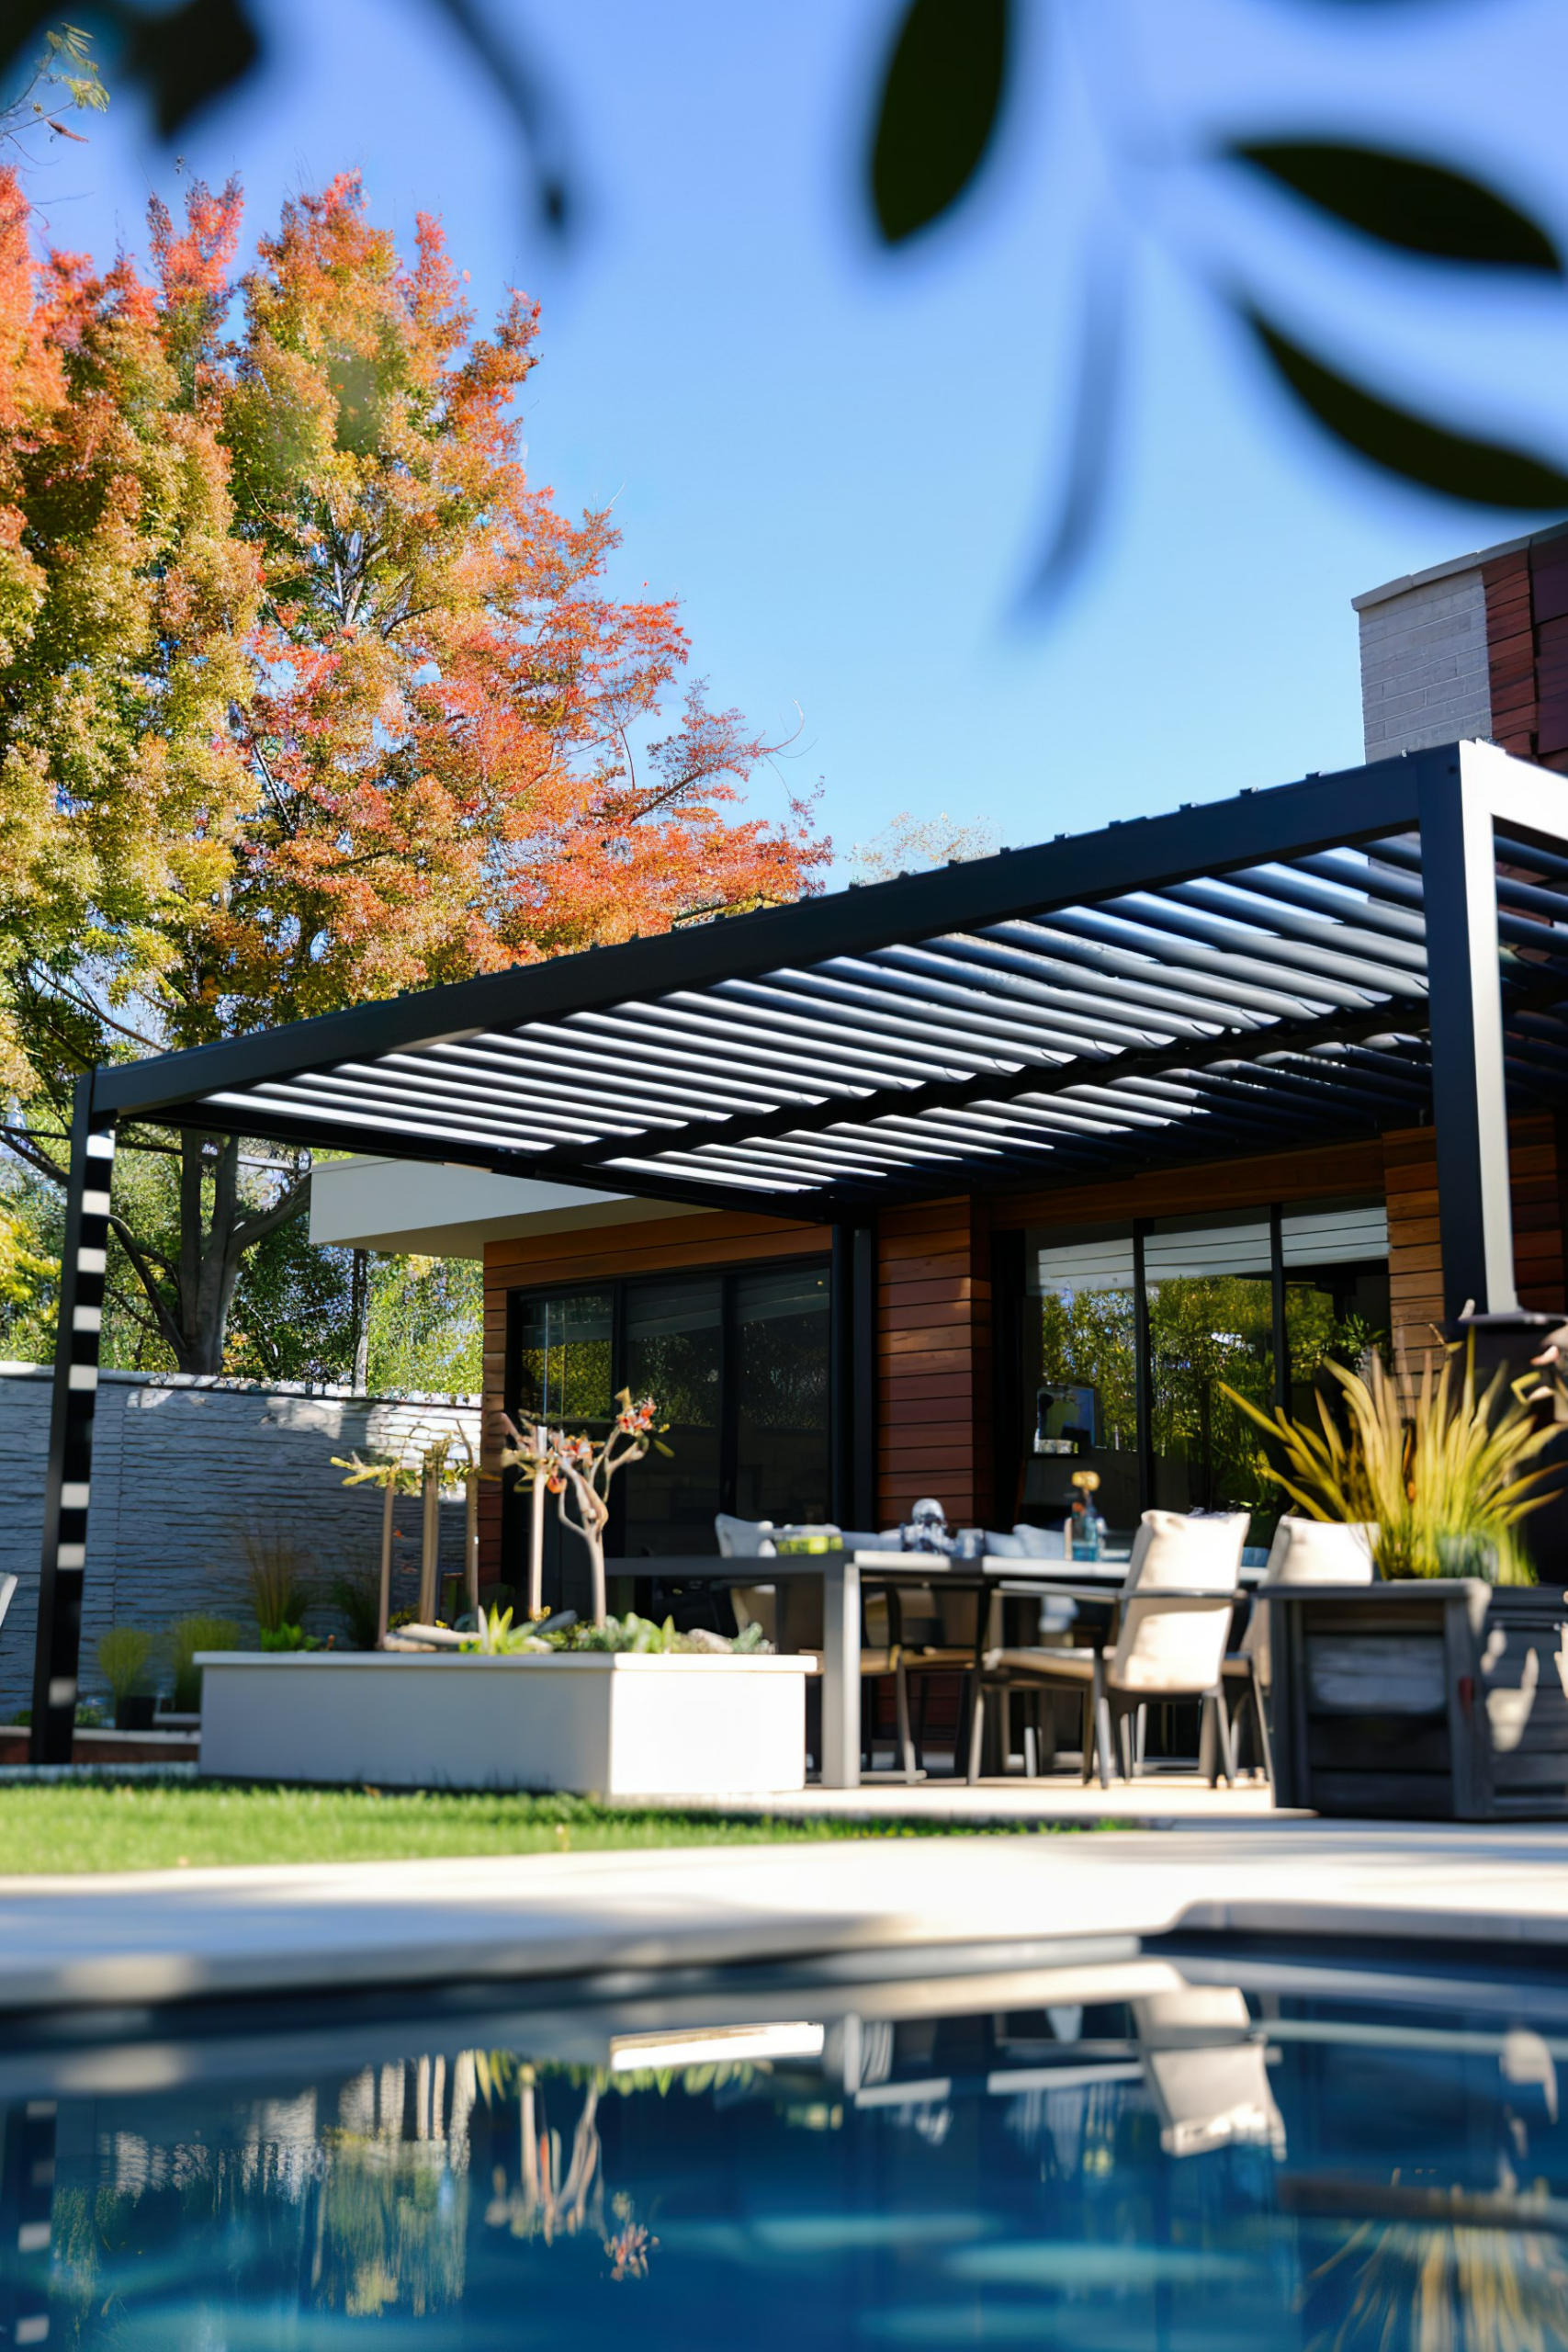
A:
[
  {"left": 874, "top": 1197, "right": 991, "bottom": 1529},
  {"left": 988, "top": 1136, "right": 1385, "bottom": 1229},
  {"left": 1383, "top": 1117, "right": 1564, "bottom": 1363}
]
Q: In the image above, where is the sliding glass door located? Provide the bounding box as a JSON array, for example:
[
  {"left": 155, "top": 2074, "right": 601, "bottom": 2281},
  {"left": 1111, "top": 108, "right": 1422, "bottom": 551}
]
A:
[
  {"left": 1025, "top": 1203, "right": 1390, "bottom": 1544},
  {"left": 505, "top": 1259, "right": 830, "bottom": 1592},
  {"left": 624, "top": 1279, "right": 724, "bottom": 1557}
]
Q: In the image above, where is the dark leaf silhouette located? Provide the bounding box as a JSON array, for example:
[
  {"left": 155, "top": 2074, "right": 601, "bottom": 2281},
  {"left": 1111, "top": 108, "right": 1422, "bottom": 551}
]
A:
[
  {"left": 1021, "top": 230, "right": 1128, "bottom": 611},
  {"left": 1247, "top": 308, "right": 1568, "bottom": 508},
  {"left": 1233, "top": 141, "right": 1562, "bottom": 271},
  {"left": 427, "top": 0, "right": 572, "bottom": 233},
  {"left": 870, "top": 0, "right": 1010, "bottom": 243},
  {"left": 121, "top": 0, "right": 261, "bottom": 137}
]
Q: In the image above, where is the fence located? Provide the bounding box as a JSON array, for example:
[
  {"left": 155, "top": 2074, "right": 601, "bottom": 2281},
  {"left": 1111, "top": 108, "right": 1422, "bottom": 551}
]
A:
[{"left": 0, "top": 1363, "right": 480, "bottom": 1721}]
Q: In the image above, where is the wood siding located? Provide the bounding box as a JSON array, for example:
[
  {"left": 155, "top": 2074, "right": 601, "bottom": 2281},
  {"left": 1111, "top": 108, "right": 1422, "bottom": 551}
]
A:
[
  {"left": 1384, "top": 1116, "right": 1566, "bottom": 1362},
  {"left": 986, "top": 1136, "right": 1387, "bottom": 1232},
  {"left": 876, "top": 1197, "right": 992, "bottom": 1531}
]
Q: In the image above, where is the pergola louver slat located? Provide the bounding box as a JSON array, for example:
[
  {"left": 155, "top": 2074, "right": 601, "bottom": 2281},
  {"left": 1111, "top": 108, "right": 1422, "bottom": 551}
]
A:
[{"left": 70, "top": 741, "right": 1568, "bottom": 1220}]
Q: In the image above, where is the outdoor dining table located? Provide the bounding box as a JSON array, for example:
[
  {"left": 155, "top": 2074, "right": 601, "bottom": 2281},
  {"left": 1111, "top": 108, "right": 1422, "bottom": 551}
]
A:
[{"left": 628, "top": 1548, "right": 1265, "bottom": 1790}]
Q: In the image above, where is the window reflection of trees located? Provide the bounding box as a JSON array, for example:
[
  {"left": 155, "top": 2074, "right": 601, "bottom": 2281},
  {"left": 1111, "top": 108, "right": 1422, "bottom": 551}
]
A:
[{"left": 1040, "top": 1277, "right": 1389, "bottom": 1521}]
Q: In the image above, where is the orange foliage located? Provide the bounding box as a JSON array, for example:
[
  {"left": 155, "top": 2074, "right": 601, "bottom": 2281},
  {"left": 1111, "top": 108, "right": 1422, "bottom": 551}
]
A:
[{"left": 0, "top": 166, "right": 826, "bottom": 1085}]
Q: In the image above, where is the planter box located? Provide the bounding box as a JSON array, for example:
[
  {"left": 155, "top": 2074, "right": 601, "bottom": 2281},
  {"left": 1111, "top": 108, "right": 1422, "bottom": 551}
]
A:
[
  {"left": 1269, "top": 1581, "right": 1568, "bottom": 1820},
  {"left": 196, "top": 1650, "right": 815, "bottom": 1798}
]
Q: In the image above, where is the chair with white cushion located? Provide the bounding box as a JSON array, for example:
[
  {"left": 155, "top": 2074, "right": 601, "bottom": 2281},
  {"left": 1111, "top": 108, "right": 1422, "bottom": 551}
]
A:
[
  {"left": 1224, "top": 1515, "right": 1377, "bottom": 1781},
  {"left": 967, "top": 1510, "right": 1248, "bottom": 1788}
]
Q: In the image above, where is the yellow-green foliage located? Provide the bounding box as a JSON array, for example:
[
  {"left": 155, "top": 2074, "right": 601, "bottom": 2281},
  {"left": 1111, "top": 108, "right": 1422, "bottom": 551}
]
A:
[{"left": 1224, "top": 1343, "right": 1562, "bottom": 1582}]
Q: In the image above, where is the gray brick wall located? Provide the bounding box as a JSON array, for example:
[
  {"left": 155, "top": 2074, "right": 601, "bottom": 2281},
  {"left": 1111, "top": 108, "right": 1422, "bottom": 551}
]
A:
[
  {"left": 0, "top": 1364, "right": 479, "bottom": 1721},
  {"left": 1357, "top": 564, "right": 1492, "bottom": 758}
]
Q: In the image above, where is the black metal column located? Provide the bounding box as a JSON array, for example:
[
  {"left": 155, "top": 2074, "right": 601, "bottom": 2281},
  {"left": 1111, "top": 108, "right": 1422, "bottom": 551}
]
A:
[
  {"left": 1133, "top": 1218, "right": 1155, "bottom": 1512},
  {"left": 1269, "top": 1202, "right": 1289, "bottom": 1410},
  {"left": 1417, "top": 758, "right": 1517, "bottom": 1319},
  {"left": 30, "top": 1079, "right": 115, "bottom": 1765},
  {"left": 830, "top": 1221, "right": 877, "bottom": 1532}
]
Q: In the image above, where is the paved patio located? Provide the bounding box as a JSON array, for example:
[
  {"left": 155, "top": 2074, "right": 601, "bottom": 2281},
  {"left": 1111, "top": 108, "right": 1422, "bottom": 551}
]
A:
[{"left": 4, "top": 1821, "right": 1568, "bottom": 2014}]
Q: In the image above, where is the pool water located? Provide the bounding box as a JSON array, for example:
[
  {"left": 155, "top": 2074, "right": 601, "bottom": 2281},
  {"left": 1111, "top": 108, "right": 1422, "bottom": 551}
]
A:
[{"left": 4, "top": 1940, "right": 1567, "bottom": 2347}]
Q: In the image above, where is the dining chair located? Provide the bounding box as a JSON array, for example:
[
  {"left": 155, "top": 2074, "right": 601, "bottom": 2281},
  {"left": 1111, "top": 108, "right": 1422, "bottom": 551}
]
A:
[
  {"left": 1132, "top": 1985, "right": 1285, "bottom": 2158},
  {"left": 1224, "top": 1515, "right": 1378, "bottom": 1781},
  {"left": 966, "top": 1510, "right": 1248, "bottom": 1788},
  {"left": 718, "top": 1517, "right": 942, "bottom": 1776}
]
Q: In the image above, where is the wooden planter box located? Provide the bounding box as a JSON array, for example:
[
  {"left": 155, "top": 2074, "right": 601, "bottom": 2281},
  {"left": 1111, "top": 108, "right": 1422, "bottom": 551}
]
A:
[
  {"left": 196, "top": 1650, "right": 815, "bottom": 1799},
  {"left": 1269, "top": 1581, "right": 1568, "bottom": 1820}
]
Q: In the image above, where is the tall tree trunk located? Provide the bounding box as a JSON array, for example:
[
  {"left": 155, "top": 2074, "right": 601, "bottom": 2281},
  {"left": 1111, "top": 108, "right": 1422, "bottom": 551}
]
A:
[
  {"left": 351, "top": 1248, "right": 370, "bottom": 1391},
  {"left": 108, "top": 1130, "right": 313, "bottom": 1375}
]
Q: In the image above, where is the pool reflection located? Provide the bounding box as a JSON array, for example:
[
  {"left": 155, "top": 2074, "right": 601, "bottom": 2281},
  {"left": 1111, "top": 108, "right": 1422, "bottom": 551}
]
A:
[{"left": 5, "top": 1949, "right": 1567, "bottom": 2347}]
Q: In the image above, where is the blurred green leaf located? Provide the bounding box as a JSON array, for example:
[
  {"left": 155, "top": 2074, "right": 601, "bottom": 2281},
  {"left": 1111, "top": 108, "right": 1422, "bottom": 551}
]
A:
[
  {"left": 1247, "top": 308, "right": 1568, "bottom": 508},
  {"left": 870, "top": 0, "right": 1010, "bottom": 243},
  {"left": 1233, "top": 141, "right": 1562, "bottom": 271}
]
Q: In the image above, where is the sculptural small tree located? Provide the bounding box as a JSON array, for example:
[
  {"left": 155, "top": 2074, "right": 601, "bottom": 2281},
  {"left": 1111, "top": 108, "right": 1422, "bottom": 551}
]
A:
[
  {"left": 334, "top": 1423, "right": 485, "bottom": 1642},
  {"left": 500, "top": 1392, "right": 666, "bottom": 1629}
]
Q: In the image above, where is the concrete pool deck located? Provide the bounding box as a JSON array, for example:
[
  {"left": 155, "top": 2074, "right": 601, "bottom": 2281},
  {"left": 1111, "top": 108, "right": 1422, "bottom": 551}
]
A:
[{"left": 2, "top": 1822, "right": 1568, "bottom": 2012}]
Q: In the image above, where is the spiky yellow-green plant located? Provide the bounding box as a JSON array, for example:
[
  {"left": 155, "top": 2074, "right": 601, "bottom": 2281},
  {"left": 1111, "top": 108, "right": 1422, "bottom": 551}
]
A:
[{"left": 1222, "top": 1344, "right": 1562, "bottom": 1583}]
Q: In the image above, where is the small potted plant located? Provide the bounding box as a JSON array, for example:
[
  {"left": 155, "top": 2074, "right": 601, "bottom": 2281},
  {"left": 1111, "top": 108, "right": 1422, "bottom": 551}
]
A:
[{"left": 97, "top": 1626, "right": 155, "bottom": 1732}]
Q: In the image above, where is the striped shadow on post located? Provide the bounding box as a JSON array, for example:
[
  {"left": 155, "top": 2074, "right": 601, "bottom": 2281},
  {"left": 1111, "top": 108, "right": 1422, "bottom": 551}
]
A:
[{"left": 29, "top": 1086, "right": 115, "bottom": 1766}]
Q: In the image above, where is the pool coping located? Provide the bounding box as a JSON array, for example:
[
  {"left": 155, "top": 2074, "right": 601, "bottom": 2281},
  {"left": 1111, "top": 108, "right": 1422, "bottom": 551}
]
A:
[{"left": 2, "top": 1824, "right": 1568, "bottom": 2013}]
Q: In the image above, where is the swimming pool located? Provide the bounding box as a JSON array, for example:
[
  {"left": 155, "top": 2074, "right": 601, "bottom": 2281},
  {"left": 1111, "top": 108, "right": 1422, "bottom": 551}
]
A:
[{"left": 4, "top": 1939, "right": 1564, "bottom": 2346}]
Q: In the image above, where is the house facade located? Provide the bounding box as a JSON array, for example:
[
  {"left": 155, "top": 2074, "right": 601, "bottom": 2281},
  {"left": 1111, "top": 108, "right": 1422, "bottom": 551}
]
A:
[{"left": 29, "top": 552, "right": 1568, "bottom": 1751}]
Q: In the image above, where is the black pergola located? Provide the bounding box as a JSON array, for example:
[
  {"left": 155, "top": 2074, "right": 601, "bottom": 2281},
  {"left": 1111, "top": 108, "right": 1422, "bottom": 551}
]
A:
[{"left": 29, "top": 738, "right": 1568, "bottom": 1758}]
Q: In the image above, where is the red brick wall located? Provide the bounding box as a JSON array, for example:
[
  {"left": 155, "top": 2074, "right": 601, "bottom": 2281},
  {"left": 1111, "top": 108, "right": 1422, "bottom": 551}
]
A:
[{"left": 1483, "top": 531, "right": 1568, "bottom": 771}]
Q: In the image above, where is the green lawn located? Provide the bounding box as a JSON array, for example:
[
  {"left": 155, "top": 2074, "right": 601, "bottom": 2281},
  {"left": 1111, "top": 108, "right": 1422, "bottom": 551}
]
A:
[{"left": 0, "top": 1779, "right": 1097, "bottom": 1875}]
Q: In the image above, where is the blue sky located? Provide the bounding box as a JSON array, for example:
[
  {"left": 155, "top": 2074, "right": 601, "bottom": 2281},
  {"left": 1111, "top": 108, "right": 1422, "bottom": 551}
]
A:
[{"left": 28, "top": 0, "right": 1568, "bottom": 868}]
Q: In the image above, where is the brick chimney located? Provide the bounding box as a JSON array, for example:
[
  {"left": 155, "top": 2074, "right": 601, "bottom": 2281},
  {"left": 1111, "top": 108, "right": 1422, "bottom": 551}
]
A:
[{"left": 1355, "top": 522, "right": 1568, "bottom": 769}]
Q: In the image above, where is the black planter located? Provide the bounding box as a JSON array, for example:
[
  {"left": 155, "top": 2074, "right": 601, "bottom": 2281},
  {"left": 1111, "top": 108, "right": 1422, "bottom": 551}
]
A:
[
  {"left": 1269, "top": 1580, "right": 1568, "bottom": 1820},
  {"left": 114, "top": 1693, "right": 156, "bottom": 1732}
]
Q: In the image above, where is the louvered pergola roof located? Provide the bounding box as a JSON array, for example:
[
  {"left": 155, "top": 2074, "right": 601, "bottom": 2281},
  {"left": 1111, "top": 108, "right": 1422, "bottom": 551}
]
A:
[{"left": 86, "top": 741, "right": 1568, "bottom": 1219}]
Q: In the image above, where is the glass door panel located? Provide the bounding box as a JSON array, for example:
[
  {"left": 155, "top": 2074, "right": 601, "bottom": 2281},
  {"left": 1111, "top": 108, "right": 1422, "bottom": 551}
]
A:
[
  {"left": 1282, "top": 1200, "right": 1393, "bottom": 1419},
  {"left": 735, "top": 1264, "right": 831, "bottom": 1527},
  {"left": 512, "top": 1288, "right": 614, "bottom": 1610},
  {"left": 513, "top": 1289, "right": 614, "bottom": 1430},
  {"left": 623, "top": 1277, "right": 723, "bottom": 1556},
  {"left": 1031, "top": 1231, "right": 1140, "bottom": 1538},
  {"left": 1145, "top": 1217, "right": 1274, "bottom": 1532}
]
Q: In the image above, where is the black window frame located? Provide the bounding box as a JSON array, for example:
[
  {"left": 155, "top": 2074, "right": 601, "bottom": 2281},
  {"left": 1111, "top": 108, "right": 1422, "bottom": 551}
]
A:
[{"left": 502, "top": 1253, "right": 833, "bottom": 1572}]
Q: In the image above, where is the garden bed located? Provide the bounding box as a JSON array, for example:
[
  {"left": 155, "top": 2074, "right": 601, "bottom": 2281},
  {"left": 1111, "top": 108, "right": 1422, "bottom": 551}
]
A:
[{"left": 197, "top": 1649, "right": 816, "bottom": 1797}]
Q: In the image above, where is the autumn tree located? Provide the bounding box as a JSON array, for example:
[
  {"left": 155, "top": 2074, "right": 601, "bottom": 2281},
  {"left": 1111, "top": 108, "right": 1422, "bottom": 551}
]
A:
[{"left": 0, "top": 170, "right": 825, "bottom": 1373}]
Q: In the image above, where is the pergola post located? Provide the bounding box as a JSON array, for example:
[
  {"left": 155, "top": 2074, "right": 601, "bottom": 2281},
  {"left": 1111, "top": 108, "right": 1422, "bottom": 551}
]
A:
[
  {"left": 30, "top": 1080, "right": 116, "bottom": 1765},
  {"left": 1417, "top": 755, "right": 1517, "bottom": 1321},
  {"left": 830, "top": 1221, "right": 877, "bottom": 1533}
]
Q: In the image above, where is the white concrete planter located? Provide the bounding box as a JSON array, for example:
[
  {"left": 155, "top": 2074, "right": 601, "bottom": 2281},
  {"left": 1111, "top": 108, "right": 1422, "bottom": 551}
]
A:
[{"left": 196, "top": 1649, "right": 814, "bottom": 1798}]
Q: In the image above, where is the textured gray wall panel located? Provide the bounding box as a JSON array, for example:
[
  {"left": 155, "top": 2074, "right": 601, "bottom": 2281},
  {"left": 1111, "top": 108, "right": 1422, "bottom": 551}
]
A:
[{"left": 0, "top": 1366, "right": 479, "bottom": 1719}]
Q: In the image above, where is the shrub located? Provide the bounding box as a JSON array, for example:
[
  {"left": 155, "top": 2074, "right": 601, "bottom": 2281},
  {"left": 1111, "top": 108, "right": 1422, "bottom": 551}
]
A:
[
  {"left": 242, "top": 1529, "right": 315, "bottom": 1634},
  {"left": 1224, "top": 1340, "right": 1563, "bottom": 1583},
  {"left": 168, "top": 1615, "right": 243, "bottom": 1713},
  {"left": 327, "top": 1565, "right": 382, "bottom": 1650},
  {"left": 96, "top": 1626, "right": 153, "bottom": 1703},
  {"left": 259, "top": 1624, "right": 321, "bottom": 1652}
]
